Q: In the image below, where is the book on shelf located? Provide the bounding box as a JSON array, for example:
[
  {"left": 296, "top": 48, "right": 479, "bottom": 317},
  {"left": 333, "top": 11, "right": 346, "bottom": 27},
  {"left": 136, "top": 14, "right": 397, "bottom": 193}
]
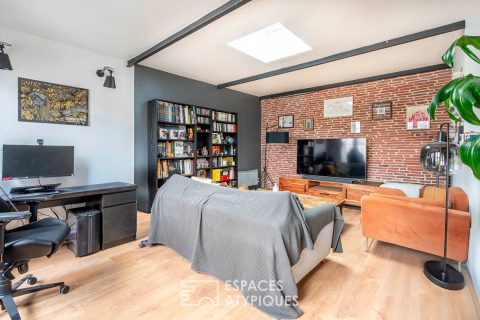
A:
[
  {"left": 157, "top": 100, "right": 196, "bottom": 124},
  {"left": 158, "top": 125, "right": 194, "bottom": 140},
  {"left": 213, "top": 122, "right": 237, "bottom": 133},
  {"left": 196, "top": 107, "right": 211, "bottom": 117},
  {"left": 157, "top": 159, "right": 193, "bottom": 178},
  {"left": 212, "top": 156, "right": 235, "bottom": 167},
  {"left": 158, "top": 141, "right": 194, "bottom": 158},
  {"left": 212, "top": 111, "right": 236, "bottom": 123},
  {"left": 196, "top": 116, "right": 210, "bottom": 124},
  {"left": 212, "top": 168, "right": 235, "bottom": 182}
]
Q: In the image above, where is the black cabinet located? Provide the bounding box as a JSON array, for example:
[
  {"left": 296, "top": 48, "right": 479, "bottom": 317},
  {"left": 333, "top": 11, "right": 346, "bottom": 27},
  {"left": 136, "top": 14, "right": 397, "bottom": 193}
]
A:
[{"left": 102, "top": 202, "right": 137, "bottom": 249}]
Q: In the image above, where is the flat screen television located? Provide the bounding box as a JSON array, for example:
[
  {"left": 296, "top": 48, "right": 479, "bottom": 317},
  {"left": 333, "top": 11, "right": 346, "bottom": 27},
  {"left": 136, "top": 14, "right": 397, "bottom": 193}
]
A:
[
  {"left": 297, "top": 138, "right": 366, "bottom": 179},
  {"left": 2, "top": 145, "right": 74, "bottom": 180}
]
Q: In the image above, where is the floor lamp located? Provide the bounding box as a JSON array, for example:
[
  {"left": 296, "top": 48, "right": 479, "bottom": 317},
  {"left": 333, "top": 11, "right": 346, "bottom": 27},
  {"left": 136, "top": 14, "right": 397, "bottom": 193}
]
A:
[
  {"left": 262, "top": 126, "right": 289, "bottom": 189},
  {"left": 420, "top": 122, "right": 464, "bottom": 290}
]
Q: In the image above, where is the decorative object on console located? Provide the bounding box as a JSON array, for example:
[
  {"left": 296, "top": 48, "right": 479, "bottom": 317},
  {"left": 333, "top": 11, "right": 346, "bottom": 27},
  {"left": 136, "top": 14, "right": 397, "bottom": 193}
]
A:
[
  {"left": 263, "top": 125, "right": 289, "bottom": 188},
  {"left": 428, "top": 35, "right": 480, "bottom": 180},
  {"left": 324, "top": 96, "right": 353, "bottom": 118},
  {"left": 305, "top": 118, "right": 313, "bottom": 130},
  {"left": 406, "top": 105, "right": 430, "bottom": 130},
  {"left": 96, "top": 66, "right": 116, "bottom": 89},
  {"left": 351, "top": 121, "right": 361, "bottom": 134},
  {"left": 278, "top": 114, "right": 294, "bottom": 128},
  {"left": 18, "top": 78, "right": 88, "bottom": 126},
  {"left": 420, "top": 122, "right": 465, "bottom": 290},
  {"left": 0, "top": 41, "right": 13, "bottom": 70},
  {"left": 371, "top": 101, "right": 392, "bottom": 120}
]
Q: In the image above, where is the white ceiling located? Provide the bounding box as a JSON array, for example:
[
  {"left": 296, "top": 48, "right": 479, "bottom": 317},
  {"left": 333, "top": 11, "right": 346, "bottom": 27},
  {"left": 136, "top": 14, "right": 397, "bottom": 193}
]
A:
[
  {"left": 1, "top": 0, "right": 479, "bottom": 97},
  {"left": 0, "top": 0, "right": 229, "bottom": 59}
]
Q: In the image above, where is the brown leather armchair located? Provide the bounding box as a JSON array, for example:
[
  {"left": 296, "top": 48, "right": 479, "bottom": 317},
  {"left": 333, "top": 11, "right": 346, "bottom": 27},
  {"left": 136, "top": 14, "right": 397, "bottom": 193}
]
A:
[{"left": 360, "top": 187, "right": 471, "bottom": 263}]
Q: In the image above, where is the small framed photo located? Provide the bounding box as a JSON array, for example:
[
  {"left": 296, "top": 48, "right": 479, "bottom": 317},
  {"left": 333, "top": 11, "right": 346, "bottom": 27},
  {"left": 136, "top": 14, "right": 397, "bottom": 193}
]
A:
[
  {"left": 371, "top": 101, "right": 392, "bottom": 120},
  {"left": 278, "top": 115, "right": 294, "bottom": 128},
  {"left": 305, "top": 118, "right": 314, "bottom": 130}
]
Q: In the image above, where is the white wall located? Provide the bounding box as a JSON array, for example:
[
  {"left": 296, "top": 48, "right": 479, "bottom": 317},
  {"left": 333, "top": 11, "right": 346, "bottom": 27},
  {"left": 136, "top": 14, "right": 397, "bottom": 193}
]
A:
[
  {"left": 452, "top": 19, "right": 480, "bottom": 297},
  {"left": 0, "top": 27, "right": 134, "bottom": 191}
]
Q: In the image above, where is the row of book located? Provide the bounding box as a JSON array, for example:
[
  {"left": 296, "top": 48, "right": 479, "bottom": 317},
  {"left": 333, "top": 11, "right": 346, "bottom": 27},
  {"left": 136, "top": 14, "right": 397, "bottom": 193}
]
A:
[
  {"left": 157, "top": 101, "right": 196, "bottom": 124},
  {"left": 158, "top": 141, "right": 194, "bottom": 158},
  {"left": 157, "top": 159, "right": 194, "bottom": 179},
  {"left": 158, "top": 125, "right": 194, "bottom": 140},
  {"left": 212, "top": 156, "right": 235, "bottom": 168},
  {"left": 196, "top": 107, "right": 211, "bottom": 117},
  {"left": 212, "top": 168, "right": 235, "bottom": 182},
  {"left": 213, "top": 122, "right": 237, "bottom": 133},
  {"left": 197, "top": 116, "right": 210, "bottom": 124},
  {"left": 212, "top": 111, "right": 236, "bottom": 123}
]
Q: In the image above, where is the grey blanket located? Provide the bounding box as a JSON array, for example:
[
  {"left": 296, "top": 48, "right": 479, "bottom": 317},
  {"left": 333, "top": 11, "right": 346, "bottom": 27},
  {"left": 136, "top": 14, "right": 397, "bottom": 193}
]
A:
[{"left": 147, "top": 175, "right": 343, "bottom": 319}]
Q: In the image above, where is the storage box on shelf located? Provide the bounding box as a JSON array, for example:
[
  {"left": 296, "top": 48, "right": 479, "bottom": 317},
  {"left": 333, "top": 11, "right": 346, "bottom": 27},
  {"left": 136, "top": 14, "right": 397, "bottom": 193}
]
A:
[{"left": 144, "top": 100, "right": 239, "bottom": 211}]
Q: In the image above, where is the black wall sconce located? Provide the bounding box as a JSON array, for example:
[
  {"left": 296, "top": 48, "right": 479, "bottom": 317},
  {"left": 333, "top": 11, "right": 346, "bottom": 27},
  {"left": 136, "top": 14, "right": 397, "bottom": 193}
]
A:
[
  {"left": 0, "top": 41, "right": 13, "bottom": 70},
  {"left": 96, "top": 66, "right": 116, "bottom": 88}
]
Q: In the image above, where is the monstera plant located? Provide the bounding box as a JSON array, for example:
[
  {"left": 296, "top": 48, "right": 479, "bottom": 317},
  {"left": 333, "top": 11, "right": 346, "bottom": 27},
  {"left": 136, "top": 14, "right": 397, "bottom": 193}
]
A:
[{"left": 428, "top": 35, "right": 480, "bottom": 179}]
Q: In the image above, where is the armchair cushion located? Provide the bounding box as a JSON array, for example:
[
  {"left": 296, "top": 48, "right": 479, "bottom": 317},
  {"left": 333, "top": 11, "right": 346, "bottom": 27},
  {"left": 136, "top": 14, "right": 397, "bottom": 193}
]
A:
[{"left": 368, "top": 193, "right": 446, "bottom": 208}]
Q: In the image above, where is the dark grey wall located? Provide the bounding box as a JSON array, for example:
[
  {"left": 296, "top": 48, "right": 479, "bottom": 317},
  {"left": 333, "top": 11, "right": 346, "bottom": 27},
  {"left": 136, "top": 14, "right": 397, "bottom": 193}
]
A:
[{"left": 134, "top": 65, "right": 261, "bottom": 211}]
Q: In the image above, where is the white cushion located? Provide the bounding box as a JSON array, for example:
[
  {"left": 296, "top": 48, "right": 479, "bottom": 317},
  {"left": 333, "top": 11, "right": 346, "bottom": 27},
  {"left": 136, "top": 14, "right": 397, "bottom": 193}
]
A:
[{"left": 380, "top": 182, "right": 424, "bottom": 198}]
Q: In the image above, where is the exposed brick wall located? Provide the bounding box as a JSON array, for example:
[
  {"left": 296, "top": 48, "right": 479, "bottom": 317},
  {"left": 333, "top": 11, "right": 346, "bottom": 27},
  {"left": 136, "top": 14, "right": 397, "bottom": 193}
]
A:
[{"left": 261, "top": 69, "right": 452, "bottom": 188}]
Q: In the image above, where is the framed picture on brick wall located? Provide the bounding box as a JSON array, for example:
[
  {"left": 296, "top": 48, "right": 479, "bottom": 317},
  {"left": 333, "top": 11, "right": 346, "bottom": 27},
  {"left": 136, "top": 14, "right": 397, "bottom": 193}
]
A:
[
  {"left": 371, "top": 101, "right": 392, "bottom": 120},
  {"left": 406, "top": 105, "right": 430, "bottom": 130},
  {"left": 278, "top": 115, "right": 294, "bottom": 128},
  {"left": 305, "top": 118, "right": 314, "bottom": 130}
]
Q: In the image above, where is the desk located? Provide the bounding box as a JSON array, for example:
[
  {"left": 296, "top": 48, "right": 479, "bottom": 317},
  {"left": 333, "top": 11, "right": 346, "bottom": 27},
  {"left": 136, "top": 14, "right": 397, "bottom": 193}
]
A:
[{"left": 12, "top": 182, "right": 138, "bottom": 250}]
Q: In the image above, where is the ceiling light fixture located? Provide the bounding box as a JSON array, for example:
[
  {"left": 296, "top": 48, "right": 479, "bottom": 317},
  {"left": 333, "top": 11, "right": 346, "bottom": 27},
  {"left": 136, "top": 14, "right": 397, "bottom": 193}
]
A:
[
  {"left": 228, "top": 23, "right": 312, "bottom": 63},
  {"left": 96, "top": 66, "right": 116, "bottom": 89},
  {"left": 0, "top": 41, "right": 13, "bottom": 70}
]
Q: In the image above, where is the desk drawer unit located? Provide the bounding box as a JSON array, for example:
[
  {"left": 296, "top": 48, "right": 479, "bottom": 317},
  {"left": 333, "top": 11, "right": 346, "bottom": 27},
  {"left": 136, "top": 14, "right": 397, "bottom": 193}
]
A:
[
  {"left": 101, "top": 191, "right": 137, "bottom": 249},
  {"left": 102, "top": 191, "right": 137, "bottom": 207}
]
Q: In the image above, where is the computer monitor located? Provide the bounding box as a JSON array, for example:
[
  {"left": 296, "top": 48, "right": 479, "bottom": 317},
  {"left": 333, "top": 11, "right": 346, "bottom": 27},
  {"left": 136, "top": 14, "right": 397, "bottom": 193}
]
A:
[{"left": 2, "top": 145, "right": 74, "bottom": 180}]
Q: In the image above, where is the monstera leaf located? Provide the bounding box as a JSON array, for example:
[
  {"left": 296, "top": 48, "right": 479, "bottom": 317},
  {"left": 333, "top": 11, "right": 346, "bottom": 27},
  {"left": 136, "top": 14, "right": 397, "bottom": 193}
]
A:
[
  {"left": 442, "top": 35, "right": 480, "bottom": 67},
  {"left": 428, "top": 75, "right": 480, "bottom": 125},
  {"left": 428, "top": 35, "right": 480, "bottom": 180},
  {"left": 459, "top": 135, "right": 480, "bottom": 180}
]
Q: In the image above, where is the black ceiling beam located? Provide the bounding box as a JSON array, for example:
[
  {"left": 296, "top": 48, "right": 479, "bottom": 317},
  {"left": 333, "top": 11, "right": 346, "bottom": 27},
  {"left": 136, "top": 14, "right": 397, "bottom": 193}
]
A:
[
  {"left": 217, "top": 20, "right": 465, "bottom": 89},
  {"left": 259, "top": 64, "right": 450, "bottom": 100},
  {"left": 127, "top": 0, "right": 252, "bottom": 67}
]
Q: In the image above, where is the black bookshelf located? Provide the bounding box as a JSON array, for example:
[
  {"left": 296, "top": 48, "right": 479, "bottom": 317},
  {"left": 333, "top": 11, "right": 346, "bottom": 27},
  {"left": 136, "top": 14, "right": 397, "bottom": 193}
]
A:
[{"left": 146, "top": 99, "right": 238, "bottom": 210}]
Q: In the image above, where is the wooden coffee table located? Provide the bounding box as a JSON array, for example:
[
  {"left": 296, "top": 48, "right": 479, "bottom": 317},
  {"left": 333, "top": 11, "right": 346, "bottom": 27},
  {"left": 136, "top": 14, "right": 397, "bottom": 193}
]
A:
[{"left": 257, "top": 189, "right": 345, "bottom": 212}]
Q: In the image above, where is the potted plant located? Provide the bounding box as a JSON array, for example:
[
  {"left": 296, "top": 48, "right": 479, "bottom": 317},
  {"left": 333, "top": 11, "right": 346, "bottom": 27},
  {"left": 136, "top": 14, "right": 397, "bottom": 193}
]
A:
[{"left": 428, "top": 36, "right": 480, "bottom": 179}]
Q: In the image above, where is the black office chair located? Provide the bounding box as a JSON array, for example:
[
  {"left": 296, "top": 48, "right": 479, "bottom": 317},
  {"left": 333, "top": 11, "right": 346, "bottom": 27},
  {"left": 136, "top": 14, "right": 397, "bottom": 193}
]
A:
[{"left": 0, "top": 198, "right": 70, "bottom": 320}]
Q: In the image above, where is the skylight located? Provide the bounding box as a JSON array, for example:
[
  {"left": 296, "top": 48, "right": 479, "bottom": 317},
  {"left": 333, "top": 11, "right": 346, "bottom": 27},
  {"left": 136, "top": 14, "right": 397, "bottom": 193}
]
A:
[{"left": 227, "top": 23, "right": 312, "bottom": 63}]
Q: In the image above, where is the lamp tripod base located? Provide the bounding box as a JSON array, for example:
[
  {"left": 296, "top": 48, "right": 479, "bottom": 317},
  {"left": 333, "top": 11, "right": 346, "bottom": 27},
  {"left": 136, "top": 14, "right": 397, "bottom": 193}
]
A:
[{"left": 423, "top": 260, "right": 465, "bottom": 290}]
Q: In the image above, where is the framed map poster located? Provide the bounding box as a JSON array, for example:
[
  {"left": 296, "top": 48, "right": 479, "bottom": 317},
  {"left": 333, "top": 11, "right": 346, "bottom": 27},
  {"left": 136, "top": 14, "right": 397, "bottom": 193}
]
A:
[
  {"left": 406, "top": 105, "right": 430, "bottom": 130},
  {"left": 18, "top": 78, "right": 89, "bottom": 126},
  {"left": 324, "top": 97, "right": 353, "bottom": 118}
]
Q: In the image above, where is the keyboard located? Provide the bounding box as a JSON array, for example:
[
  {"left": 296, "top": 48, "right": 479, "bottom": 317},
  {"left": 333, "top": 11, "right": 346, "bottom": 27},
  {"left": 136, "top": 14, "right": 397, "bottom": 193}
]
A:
[{"left": 10, "top": 191, "right": 60, "bottom": 200}]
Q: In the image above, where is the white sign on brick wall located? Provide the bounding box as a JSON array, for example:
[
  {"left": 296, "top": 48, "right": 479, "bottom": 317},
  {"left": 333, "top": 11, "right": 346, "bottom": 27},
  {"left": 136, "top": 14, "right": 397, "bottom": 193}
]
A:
[{"left": 324, "top": 96, "right": 353, "bottom": 118}]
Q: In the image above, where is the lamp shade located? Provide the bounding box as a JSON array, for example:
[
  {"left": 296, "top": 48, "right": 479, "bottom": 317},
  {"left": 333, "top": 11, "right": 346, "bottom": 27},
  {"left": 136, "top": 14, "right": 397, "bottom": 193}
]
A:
[
  {"left": 0, "top": 52, "right": 12, "bottom": 70},
  {"left": 420, "top": 142, "right": 462, "bottom": 175},
  {"left": 266, "top": 131, "right": 289, "bottom": 144},
  {"left": 103, "top": 75, "right": 116, "bottom": 89}
]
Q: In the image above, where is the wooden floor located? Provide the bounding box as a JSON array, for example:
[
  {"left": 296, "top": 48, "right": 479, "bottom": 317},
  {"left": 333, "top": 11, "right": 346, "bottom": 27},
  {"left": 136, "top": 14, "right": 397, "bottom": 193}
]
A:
[{"left": 8, "top": 208, "right": 480, "bottom": 320}]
